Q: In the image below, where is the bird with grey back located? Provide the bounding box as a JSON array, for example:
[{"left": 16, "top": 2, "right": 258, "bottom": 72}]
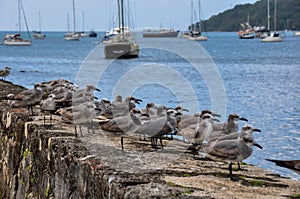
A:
[
  {"left": 178, "top": 113, "right": 219, "bottom": 145},
  {"left": 199, "top": 134, "right": 263, "bottom": 181},
  {"left": 178, "top": 110, "right": 221, "bottom": 129},
  {"left": 209, "top": 113, "right": 248, "bottom": 141},
  {"left": 12, "top": 83, "right": 44, "bottom": 115},
  {"left": 0, "top": 66, "right": 11, "bottom": 80}
]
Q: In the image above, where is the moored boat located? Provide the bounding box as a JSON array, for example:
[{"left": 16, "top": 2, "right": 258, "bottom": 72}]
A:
[
  {"left": 4, "top": 33, "right": 31, "bottom": 46},
  {"left": 64, "top": 0, "right": 80, "bottom": 41},
  {"left": 261, "top": 32, "right": 283, "bottom": 42},
  {"left": 3, "top": 0, "right": 31, "bottom": 46},
  {"left": 33, "top": 31, "right": 46, "bottom": 39},
  {"left": 293, "top": 31, "right": 300, "bottom": 36},
  {"left": 104, "top": 0, "right": 139, "bottom": 59},
  {"left": 32, "top": 11, "right": 46, "bottom": 39},
  {"left": 186, "top": 0, "right": 208, "bottom": 41},
  {"left": 261, "top": 0, "right": 283, "bottom": 42},
  {"left": 89, "top": 30, "right": 97, "bottom": 37},
  {"left": 143, "top": 28, "right": 179, "bottom": 38}
]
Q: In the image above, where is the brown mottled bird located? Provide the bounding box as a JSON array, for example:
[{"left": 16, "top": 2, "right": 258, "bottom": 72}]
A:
[{"left": 0, "top": 66, "right": 11, "bottom": 80}]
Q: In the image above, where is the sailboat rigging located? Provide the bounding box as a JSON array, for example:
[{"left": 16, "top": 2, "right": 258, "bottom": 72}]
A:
[
  {"left": 3, "top": 0, "right": 31, "bottom": 46},
  {"left": 261, "top": 0, "right": 283, "bottom": 42},
  {"left": 187, "top": 0, "right": 208, "bottom": 41}
]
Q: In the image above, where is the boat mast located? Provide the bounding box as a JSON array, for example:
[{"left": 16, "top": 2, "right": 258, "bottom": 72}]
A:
[
  {"left": 267, "top": 0, "right": 270, "bottom": 31},
  {"left": 274, "top": 0, "right": 277, "bottom": 31},
  {"left": 191, "top": 0, "right": 193, "bottom": 30},
  {"left": 67, "top": 14, "right": 70, "bottom": 33},
  {"left": 198, "top": 0, "right": 202, "bottom": 33},
  {"left": 20, "top": 0, "right": 31, "bottom": 39},
  {"left": 117, "top": 0, "right": 121, "bottom": 33},
  {"left": 82, "top": 11, "right": 85, "bottom": 33},
  {"left": 72, "top": 0, "right": 76, "bottom": 33},
  {"left": 39, "top": 10, "right": 41, "bottom": 32},
  {"left": 18, "top": 0, "right": 21, "bottom": 33},
  {"left": 121, "top": 0, "right": 125, "bottom": 34}
]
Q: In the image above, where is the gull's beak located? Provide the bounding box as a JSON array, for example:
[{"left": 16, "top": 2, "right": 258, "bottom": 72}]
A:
[
  {"left": 253, "top": 142, "right": 263, "bottom": 149},
  {"left": 253, "top": 128, "right": 262, "bottom": 132},
  {"left": 95, "top": 88, "right": 101, "bottom": 92},
  {"left": 213, "top": 118, "right": 220, "bottom": 122},
  {"left": 239, "top": 117, "right": 248, "bottom": 122},
  {"left": 182, "top": 108, "right": 189, "bottom": 112},
  {"left": 212, "top": 112, "right": 221, "bottom": 117}
]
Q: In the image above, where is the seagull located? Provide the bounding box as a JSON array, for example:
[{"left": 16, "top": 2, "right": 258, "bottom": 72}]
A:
[
  {"left": 199, "top": 135, "right": 263, "bottom": 181},
  {"left": 0, "top": 66, "right": 11, "bottom": 80},
  {"left": 55, "top": 102, "right": 97, "bottom": 136},
  {"left": 99, "top": 108, "right": 147, "bottom": 150},
  {"left": 209, "top": 113, "right": 248, "bottom": 141},
  {"left": 210, "top": 124, "right": 262, "bottom": 143},
  {"left": 208, "top": 124, "right": 262, "bottom": 170},
  {"left": 178, "top": 110, "right": 221, "bottom": 129},
  {"left": 100, "top": 107, "right": 144, "bottom": 133},
  {"left": 40, "top": 93, "right": 57, "bottom": 126},
  {"left": 12, "top": 83, "right": 44, "bottom": 115},
  {"left": 134, "top": 109, "right": 179, "bottom": 149},
  {"left": 109, "top": 96, "right": 143, "bottom": 118},
  {"left": 178, "top": 113, "right": 219, "bottom": 145},
  {"left": 194, "top": 113, "right": 220, "bottom": 144},
  {"left": 74, "top": 84, "right": 100, "bottom": 98}
]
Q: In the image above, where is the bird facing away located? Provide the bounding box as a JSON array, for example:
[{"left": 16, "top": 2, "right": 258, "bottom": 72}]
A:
[
  {"left": 178, "top": 113, "right": 219, "bottom": 144},
  {"left": 0, "top": 66, "right": 11, "bottom": 80},
  {"left": 200, "top": 135, "right": 263, "bottom": 180}
]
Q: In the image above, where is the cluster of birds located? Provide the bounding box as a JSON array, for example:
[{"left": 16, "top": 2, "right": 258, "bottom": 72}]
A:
[{"left": 2, "top": 73, "right": 299, "bottom": 180}]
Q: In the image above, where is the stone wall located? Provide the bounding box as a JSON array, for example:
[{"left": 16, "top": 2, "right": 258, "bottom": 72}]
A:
[{"left": 0, "top": 111, "right": 183, "bottom": 199}]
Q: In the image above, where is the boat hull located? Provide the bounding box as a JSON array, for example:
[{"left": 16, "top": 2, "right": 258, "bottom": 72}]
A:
[
  {"left": 188, "top": 35, "right": 208, "bottom": 41},
  {"left": 293, "top": 31, "right": 300, "bottom": 36},
  {"left": 64, "top": 34, "right": 80, "bottom": 41},
  {"left": 4, "top": 40, "right": 31, "bottom": 46},
  {"left": 239, "top": 35, "right": 255, "bottom": 39},
  {"left": 261, "top": 36, "right": 283, "bottom": 42},
  {"left": 33, "top": 33, "right": 46, "bottom": 39},
  {"left": 143, "top": 31, "right": 179, "bottom": 38},
  {"left": 104, "top": 43, "right": 139, "bottom": 59}
]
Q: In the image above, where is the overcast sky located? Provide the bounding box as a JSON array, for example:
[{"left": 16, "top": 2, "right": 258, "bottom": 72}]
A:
[{"left": 0, "top": 0, "right": 258, "bottom": 31}]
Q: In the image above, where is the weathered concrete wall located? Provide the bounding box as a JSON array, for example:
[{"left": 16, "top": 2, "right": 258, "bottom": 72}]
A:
[
  {"left": 0, "top": 112, "right": 183, "bottom": 199},
  {"left": 0, "top": 116, "right": 126, "bottom": 198}
]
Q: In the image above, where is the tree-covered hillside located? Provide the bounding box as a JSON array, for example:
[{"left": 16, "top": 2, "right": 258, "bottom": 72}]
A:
[{"left": 202, "top": 0, "right": 300, "bottom": 31}]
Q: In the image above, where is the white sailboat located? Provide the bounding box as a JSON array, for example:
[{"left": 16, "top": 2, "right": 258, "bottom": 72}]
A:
[
  {"left": 104, "top": 0, "right": 139, "bottom": 59},
  {"left": 4, "top": 0, "right": 31, "bottom": 46},
  {"left": 262, "top": 0, "right": 283, "bottom": 42},
  {"left": 187, "top": 0, "right": 208, "bottom": 41},
  {"left": 33, "top": 11, "right": 46, "bottom": 39},
  {"left": 64, "top": 0, "right": 79, "bottom": 41}
]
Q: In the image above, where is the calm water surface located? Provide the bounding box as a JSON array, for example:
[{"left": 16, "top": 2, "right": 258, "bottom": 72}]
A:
[{"left": 0, "top": 31, "right": 299, "bottom": 181}]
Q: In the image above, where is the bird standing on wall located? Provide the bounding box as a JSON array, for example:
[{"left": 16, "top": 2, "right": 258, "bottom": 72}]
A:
[{"left": 0, "top": 66, "right": 11, "bottom": 80}]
